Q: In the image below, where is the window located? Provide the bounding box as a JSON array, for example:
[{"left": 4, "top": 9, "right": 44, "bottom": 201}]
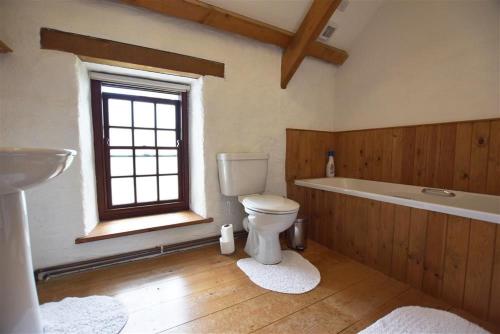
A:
[{"left": 91, "top": 79, "right": 189, "bottom": 220}]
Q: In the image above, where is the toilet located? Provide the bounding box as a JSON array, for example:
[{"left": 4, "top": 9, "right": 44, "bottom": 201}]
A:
[{"left": 217, "top": 153, "right": 300, "bottom": 264}]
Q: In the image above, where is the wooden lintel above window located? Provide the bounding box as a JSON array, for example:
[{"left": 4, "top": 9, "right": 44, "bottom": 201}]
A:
[
  {"left": 121, "top": 0, "right": 348, "bottom": 67},
  {"left": 40, "top": 28, "right": 224, "bottom": 78},
  {"left": 0, "top": 40, "right": 12, "bottom": 53}
]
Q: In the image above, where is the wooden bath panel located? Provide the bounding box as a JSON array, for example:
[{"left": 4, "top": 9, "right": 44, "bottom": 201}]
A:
[
  {"left": 289, "top": 188, "right": 500, "bottom": 325},
  {"left": 286, "top": 118, "right": 500, "bottom": 325}
]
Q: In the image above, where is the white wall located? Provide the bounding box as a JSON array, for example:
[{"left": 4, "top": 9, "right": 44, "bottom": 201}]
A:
[
  {"left": 334, "top": 0, "right": 500, "bottom": 131},
  {"left": 0, "top": 0, "right": 336, "bottom": 268}
]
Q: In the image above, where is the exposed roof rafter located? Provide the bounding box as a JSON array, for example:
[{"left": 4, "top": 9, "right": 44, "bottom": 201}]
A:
[
  {"left": 121, "top": 0, "right": 348, "bottom": 67},
  {"left": 0, "top": 40, "right": 13, "bottom": 53},
  {"left": 281, "top": 0, "right": 342, "bottom": 89}
]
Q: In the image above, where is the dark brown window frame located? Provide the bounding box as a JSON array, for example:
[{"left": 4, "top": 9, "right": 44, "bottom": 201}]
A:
[{"left": 91, "top": 80, "right": 189, "bottom": 221}]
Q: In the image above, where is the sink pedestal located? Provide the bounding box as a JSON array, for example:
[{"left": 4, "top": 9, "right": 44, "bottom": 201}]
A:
[
  {"left": 0, "top": 147, "right": 76, "bottom": 333},
  {"left": 0, "top": 191, "right": 43, "bottom": 333}
]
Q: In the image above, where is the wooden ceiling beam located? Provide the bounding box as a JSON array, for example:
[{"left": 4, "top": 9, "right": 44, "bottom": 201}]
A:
[
  {"left": 281, "top": 0, "right": 342, "bottom": 89},
  {"left": 40, "top": 28, "right": 224, "bottom": 77},
  {"left": 121, "top": 0, "right": 348, "bottom": 66},
  {"left": 0, "top": 40, "right": 13, "bottom": 53}
]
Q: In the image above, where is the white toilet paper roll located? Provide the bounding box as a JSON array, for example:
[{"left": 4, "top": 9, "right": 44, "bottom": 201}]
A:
[
  {"left": 220, "top": 224, "right": 234, "bottom": 242},
  {"left": 220, "top": 237, "right": 235, "bottom": 255}
]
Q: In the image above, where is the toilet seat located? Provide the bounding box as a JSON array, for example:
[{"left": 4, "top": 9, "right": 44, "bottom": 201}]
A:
[{"left": 241, "top": 194, "right": 299, "bottom": 215}]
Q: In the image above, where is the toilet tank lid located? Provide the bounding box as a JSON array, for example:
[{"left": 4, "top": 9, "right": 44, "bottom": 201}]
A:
[{"left": 217, "top": 153, "right": 269, "bottom": 161}]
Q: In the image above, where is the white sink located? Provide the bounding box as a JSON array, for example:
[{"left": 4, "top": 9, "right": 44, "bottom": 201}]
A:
[
  {"left": 0, "top": 147, "right": 76, "bottom": 195},
  {"left": 0, "top": 147, "right": 76, "bottom": 333}
]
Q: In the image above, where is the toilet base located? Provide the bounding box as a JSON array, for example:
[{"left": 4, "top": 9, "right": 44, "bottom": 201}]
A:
[{"left": 244, "top": 223, "right": 282, "bottom": 265}]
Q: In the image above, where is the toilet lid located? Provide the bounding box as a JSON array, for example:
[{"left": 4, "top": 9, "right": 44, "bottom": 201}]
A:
[{"left": 241, "top": 194, "right": 300, "bottom": 214}]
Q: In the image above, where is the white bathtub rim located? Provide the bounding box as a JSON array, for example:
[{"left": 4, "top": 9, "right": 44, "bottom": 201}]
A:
[{"left": 294, "top": 178, "right": 500, "bottom": 224}]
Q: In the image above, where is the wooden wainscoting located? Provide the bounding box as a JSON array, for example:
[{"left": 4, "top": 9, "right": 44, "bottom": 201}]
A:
[
  {"left": 288, "top": 187, "right": 500, "bottom": 325},
  {"left": 286, "top": 118, "right": 500, "bottom": 325},
  {"left": 286, "top": 118, "right": 500, "bottom": 196}
]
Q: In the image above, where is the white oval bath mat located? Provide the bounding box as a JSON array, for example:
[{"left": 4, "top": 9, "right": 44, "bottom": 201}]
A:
[
  {"left": 41, "top": 296, "right": 128, "bottom": 334},
  {"left": 237, "top": 250, "right": 320, "bottom": 294},
  {"left": 359, "top": 306, "right": 489, "bottom": 334}
]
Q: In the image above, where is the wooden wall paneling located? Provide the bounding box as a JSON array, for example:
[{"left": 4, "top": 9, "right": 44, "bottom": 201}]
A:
[
  {"left": 413, "top": 125, "right": 440, "bottom": 187},
  {"left": 336, "top": 133, "right": 349, "bottom": 177},
  {"left": 377, "top": 203, "right": 395, "bottom": 275},
  {"left": 285, "top": 130, "right": 300, "bottom": 182},
  {"left": 469, "top": 121, "right": 491, "bottom": 193},
  {"left": 442, "top": 216, "right": 471, "bottom": 307},
  {"left": 286, "top": 119, "right": 500, "bottom": 325},
  {"left": 362, "top": 130, "right": 384, "bottom": 180},
  {"left": 342, "top": 195, "right": 357, "bottom": 258},
  {"left": 332, "top": 192, "right": 343, "bottom": 252},
  {"left": 381, "top": 129, "right": 394, "bottom": 182},
  {"left": 389, "top": 127, "right": 417, "bottom": 185},
  {"left": 355, "top": 132, "right": 367, "bottom": 179},
  {"left": 315, "top": 190, "right": 328, "bottom": 246},
  {"left": 390, "top": 128, "right": 404, "bottom": 183},
  {"left": 313, "top": 131, "right": 336, "bottom": 178},
  {"left": 489, "top": 225, "right": 500, "bottom": 323},
  {"left": 307, "top": 188, "right": 319, "bottom": 242},
  {"left": 400, "top": 127, "right": 417, "bottom": 185},
  {"left": 407, "top": 208, "right": 429, "bottom": 289},
  {"left": 352, "top": 197, "right": 368, "bottom": 263},
  {"left": 285, "top": 129, "right": 335, "bottom": 182},
  {"left": 422, "top": 212, "right": 448, "bottom": 297},
  {"left": 296, "top": 130, "right": 313, "bottom": 180},
  {"left": 324, "top": 191, "right": 336, "bottom": 248},
  {"left": 435, "top": 124, "right": 457, "bottom": 189},
  {"left": 453, "top": 123, "right": 473, "bottom": 192},
  {"left": 365, "top": 199, "right": 382, "bottom": 269},
  {"left": 290, "top": 186, "right": 499, "bottom": 325},
  {"left": 340, "top": 132, "right": 354, "bottom": 178},
  {"left": 291, "top": 182, "right": 310, "bottom": 221},
  {"left": 391, "top": 205, "right": 411, "bottom": 281},
  {"left": 486, "top": 120, "right": 500, "bottom": 195},
  {"left": 463, "top": 220, "right": 496, "bottom": 318}
]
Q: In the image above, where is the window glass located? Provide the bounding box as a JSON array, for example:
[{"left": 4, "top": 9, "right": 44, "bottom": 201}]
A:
[{"left": 93, "top": 80, "right": 188, "bottom": 220}]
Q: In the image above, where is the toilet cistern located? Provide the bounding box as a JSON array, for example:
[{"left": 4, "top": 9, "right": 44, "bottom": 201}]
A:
[
  {"left": 0, "top": 147, "right": 76, "bottom": 334},
  {"left": 217, "top": 153, "right": 299, "bottom": 265}
]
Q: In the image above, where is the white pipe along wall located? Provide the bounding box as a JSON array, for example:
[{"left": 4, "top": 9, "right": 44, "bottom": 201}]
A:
[{"left": 0, "top": 0, "right": 336, "bottom": 268}]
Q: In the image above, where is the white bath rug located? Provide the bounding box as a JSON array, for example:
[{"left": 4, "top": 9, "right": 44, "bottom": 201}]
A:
[
  {"left": 359, "top": 306, "right": 489, "bottom": 334},
  {"left": 237, "top": 250, "right": 320, "bottom": 294},
  {"left": 41, "top": 296, "right": 128, "bottom": 334}
]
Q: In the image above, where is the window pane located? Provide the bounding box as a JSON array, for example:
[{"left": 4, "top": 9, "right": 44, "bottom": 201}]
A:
[
  {"left": 135, "top": 149, "right": 156, "bottom": 175},
  {"left": 111, "top": 177, "right": 134, "bottom": 205},
  {"left": 109, "top": 128, "right": 132, "bottom": 146},
  {"left": 157, "top": 104, "right": 176, "bottom": 129},
  {"left": 157, "top": 130, "right": 176, "bottom": 147},
  {"left": 108, "top": 99, "right": 131, "bottom": 127},
  {"left": 110, "top": 149, "right": 133, "bottom": 176},
  {"left": 133, "top": 101, "right": 155, "bottom": 128},
  {"left": 136, "top": 176, "right": 157, "bottom": 203},
  {"left": 134, "top": 129, "right": 155, "bottom": 147},
  {"left": 158, "top": 150, "right": 178, "bottom": 174},
  {"left": 159, "top": 175, "right": 178, "bottom": 200}
]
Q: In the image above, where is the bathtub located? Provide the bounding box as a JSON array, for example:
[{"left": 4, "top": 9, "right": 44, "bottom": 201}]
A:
[{"left": 295, "top": 177, "right": 500, "bottom": 224}]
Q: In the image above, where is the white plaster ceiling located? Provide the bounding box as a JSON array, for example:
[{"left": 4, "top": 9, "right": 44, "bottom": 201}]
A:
[{"left": 202, "top": 0, "right": 385, "bottom": 50}]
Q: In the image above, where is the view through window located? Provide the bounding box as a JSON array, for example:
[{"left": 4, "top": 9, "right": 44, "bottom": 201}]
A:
[{"left": 91, "top": 80, "right": 189, "bottom": 220}]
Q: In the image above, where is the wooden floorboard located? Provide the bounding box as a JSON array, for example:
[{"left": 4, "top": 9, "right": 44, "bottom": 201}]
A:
[{"left": 37, "top": 240, "right": 500, "bottom": 334}]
